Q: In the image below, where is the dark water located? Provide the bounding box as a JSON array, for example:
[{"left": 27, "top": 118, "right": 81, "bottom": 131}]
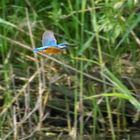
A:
[{"left": 25, "top": 132, "right": 140, "bottom": 140}]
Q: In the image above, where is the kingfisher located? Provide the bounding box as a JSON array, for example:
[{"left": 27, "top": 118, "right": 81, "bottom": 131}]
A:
[{"left": 33, "top": 30, "right": 68, "bottom": 54}]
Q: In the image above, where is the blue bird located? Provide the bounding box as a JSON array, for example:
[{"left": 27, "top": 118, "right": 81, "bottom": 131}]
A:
[{"left": 33, "top": 31, "right": 68, "bottom": 54}]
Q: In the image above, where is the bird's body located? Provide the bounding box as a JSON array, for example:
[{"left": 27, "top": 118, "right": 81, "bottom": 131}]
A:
[{"left": 33, "top": 30, "right": 67, "bottom": 54}]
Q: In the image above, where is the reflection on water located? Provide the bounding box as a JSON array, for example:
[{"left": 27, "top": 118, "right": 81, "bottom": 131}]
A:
[{"left": 28, "top": 132, "right": 140, "bottom": 140}]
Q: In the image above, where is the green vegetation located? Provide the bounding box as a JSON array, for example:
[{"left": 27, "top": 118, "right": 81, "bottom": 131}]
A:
[{"left": 0, "top": 0, "right": 140, "bottom": 139}]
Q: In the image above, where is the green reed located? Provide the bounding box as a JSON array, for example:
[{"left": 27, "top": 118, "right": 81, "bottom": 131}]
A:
[{"left": 0, "top": 0, "right": 140, "bottom": 140}]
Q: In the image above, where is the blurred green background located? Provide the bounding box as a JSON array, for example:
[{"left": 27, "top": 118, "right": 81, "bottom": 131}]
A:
[{"left": 0, "top": 0, "right": 140, "bottom": 139}]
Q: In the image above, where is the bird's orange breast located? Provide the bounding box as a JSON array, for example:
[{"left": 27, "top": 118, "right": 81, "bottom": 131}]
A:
[{"left": 39, "top": 47, "right": 62, "bottom": 54}]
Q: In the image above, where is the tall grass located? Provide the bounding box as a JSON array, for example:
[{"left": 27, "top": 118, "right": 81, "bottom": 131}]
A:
[{"left": 0, "top": 0, "right": 140, "bottom": 139}]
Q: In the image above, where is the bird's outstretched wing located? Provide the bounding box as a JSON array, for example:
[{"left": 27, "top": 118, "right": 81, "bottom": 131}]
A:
[{"left": 42, "top": 30, "right": 57, "bottom": 46}]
